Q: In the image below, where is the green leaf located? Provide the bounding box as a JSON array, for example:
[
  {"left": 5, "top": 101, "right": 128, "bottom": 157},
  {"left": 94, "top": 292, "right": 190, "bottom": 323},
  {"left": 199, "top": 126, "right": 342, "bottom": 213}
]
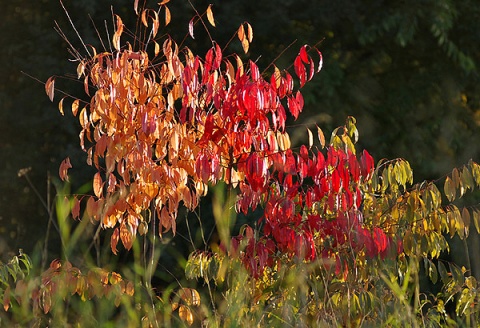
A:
[
  {"left": 428, "top": 259, "right": 438, "bottom": 284},
  {"left": 438, "top": 261, "right": 449, "bottom": 285},
  {"left": 449, "top": 262, "right": 464, "bottom": 286},
  {"left": 473, "top": 209, "right": 480, "bottom": 234}
]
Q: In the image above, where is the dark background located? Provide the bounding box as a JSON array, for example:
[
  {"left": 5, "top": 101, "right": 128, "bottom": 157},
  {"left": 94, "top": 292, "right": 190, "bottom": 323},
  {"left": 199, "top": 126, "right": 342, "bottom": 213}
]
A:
[{"left": 1, "top": 0, "right": 480, "bottom": 278}]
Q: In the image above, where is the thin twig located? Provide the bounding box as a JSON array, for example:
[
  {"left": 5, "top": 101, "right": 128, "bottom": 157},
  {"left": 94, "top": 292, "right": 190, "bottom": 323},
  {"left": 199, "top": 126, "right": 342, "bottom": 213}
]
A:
[{"left": 59, "top": 0, "right": 92, "bottom": 58}]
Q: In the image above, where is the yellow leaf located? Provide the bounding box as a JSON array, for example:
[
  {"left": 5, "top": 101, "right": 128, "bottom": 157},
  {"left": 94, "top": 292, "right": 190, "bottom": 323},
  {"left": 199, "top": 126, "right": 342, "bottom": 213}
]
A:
[
  {"left": 237, "top": 24, "right": 245, "bottom": 42},
  {"left": 307, "top": 127, "right": 313, "bottom": 149},
  {"left": 317, "top": 125, "right": 325, "bottom": 149},
  {"left": 178, "top": 305, "right": 194, "bottom": 326},
  {"left": 206, "top": 5, "right": 215, "bottom": 27},
  {"left": 58, "top": 97, "right": 65, "bottom": 115},
  {"left": 77, "top": 60, "right": 85, "bottom": 78},
  {"left": 444, "top": 176, "right": 456, "bottom": 202},
  {"left": 246, "top": 22, "right": 253, "bottom": 42},
  {"left": 178, "top": 288, "right": 201, "bottom": 306}
]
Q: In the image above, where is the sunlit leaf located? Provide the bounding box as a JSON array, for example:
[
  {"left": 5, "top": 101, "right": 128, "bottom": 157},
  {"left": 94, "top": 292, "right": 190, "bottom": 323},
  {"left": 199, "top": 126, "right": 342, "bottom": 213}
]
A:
[
  {"left": 206, "top": 5, "right": 215, "bottom": 27},
  {"left": 188, "top": 17, "right": 195, "bottom": 39},
  {"left": 71, "top": 99, "right": 79, "bottom": 116},
  {"left": 444, "top": 176, "right": 455, "bottom": 202},
  {"left": 45, "top": 76, "right": 55, "bottom": 102},
  {"left": 93, "top": 172, "right": 103, "bottom": 198},
  {"left": 178, "top": 304, "right": 194, "bottom": 326},
  {"left": 307, "top": 127, "right": 313, "bottom": 149},
  {"left": 164, "top": 6, "right": 171, "bottom": 25}
]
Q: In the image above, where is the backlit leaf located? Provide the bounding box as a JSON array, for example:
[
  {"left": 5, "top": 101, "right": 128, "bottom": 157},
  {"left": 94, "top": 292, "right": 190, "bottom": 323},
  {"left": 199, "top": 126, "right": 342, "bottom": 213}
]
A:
[
  {"left": 317, "top": 125, "right": 325, "bottom": 149},
  {"left": 189, "top": 17, "right": 195, "bottom": 39},
  {"left": 307, "top": 127, "right": 313, "bottom": 149},
  {"left": 58, "top": 97, "right": 65, "bottom": 115},
  {"left": 71, "top": 99, "right": 79, "bottom": 116},
  {"left": 59, "top": 157, "right": 72, "bottom": 182},
  {"left": 164, "top": 6, "right": 171, "bottom": 25},
  {"left": 93, "top": 172, "right": 103, "bottom": 198},
  {"left": 111, "top": 228, "right": 120, "bottom": 255},
  {"left": 444, "top": 176, "right": 455, "bottom": 202},
  {"left": 206, "top": 5, "right": 215, "bottom": 27},
  {"left": 178, "top": 304, "right": 194, "bottom": 326},
  {"left": 246, "top": 22, "right": 253, "bottom": 42},
  {"left": 45, "top": 76, "right": 55, "bottom": 102}
]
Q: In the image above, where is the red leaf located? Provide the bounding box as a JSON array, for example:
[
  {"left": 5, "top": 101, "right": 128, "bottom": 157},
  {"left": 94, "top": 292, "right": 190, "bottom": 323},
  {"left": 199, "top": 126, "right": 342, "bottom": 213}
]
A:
[
  {"left": 214, "top": 43, "right": 222, "bottom": 70},
  {"left": 249, "top": 60, "right": 260, "bottom": 81},
  {"left": 299, "top": 45, "right": 309, "bottom": 63},
  {"left": 360, "top": 150, "right": 375, "bottom": 179},
  {"left": 294, "top": 56, "right": 306, "bottom": 87}
]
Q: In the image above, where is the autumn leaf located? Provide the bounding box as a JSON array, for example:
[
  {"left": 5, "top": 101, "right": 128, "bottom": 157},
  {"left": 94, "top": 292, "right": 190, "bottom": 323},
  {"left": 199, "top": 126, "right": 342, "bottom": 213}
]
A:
[
  {"left": 45, "top": 76, "right": 55, "bottom": 102},
  {"left": 3, "top": 286, "right": 10, "bottom": 311},
  {"left": 317, "top": 125, "right": 326, "bottom": 149},
  {"left": 58, "top": 97, "right": 65, "bottom": 116},
  {"left": 111, "top": 227, "right": 120, "bottom": 255},
  {"left": 164, "top": 6, "right": 171, "bottom": 25},
  {"left": 71, "top": 99, "right": 79, "bottom": 116},
  {"left": 178, "top": 305, "right": 194, "bottom": 326},
  {"left": 59, "top": 157, "right": 72, "bottom": 181},
  {"left": 188, "top": 17, "right": 195, "bottom": 39},
  {"left": 206, "top": 5, "right": 215, "bottom": 27},
  {"left": 93, "top": 172, "right": 103, "bottom": 197}
]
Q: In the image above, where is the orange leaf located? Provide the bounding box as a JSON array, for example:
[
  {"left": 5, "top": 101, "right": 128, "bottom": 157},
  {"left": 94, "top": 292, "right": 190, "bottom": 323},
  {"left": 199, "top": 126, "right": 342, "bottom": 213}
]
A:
[
  {"left": 164, "top": 6, "right": 171, "bottom": 26},
  {"left": 59, "top": 157, "right": 72, "bottom": 182},
  {"left": 45, "top": 76, "right": 55, "bottom": 102},
  {"left": 93, "top": 172, "right": 103, "bottom": 197},
  {"left": 112, "top": 15, "right": 123, "bottom": 51},
  {"left": 178, "top": 288, "right": 201, "bottom": 306},
  {"left": 3, "top": 286, "right": 10, "bottom": 311},
  {"left": 178, "top": 305, "right": 194, "bottom": 326},
  {"left": 71, "top": 99, "right": 79, "bottom": 116},
  {"left": 111, "top": 227, "right": 120, "bottom": 254},
  {"left": 246, "top": 22, "right": 253, "bottom": 42},
  {"left": 58, "top": 97, "right": 65, "bottom": 115},
  {"left": 120, "top": 221, "right": 134, "bottom": 251},
  {"left": 206, "top": 5, "right": 215, "bottom": 27},
  {"left": 125, "top": 281, "right": 134, "bottom": 296},
  {"left": 110, "top": 272, "right": 122, "bottom": 285}
]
